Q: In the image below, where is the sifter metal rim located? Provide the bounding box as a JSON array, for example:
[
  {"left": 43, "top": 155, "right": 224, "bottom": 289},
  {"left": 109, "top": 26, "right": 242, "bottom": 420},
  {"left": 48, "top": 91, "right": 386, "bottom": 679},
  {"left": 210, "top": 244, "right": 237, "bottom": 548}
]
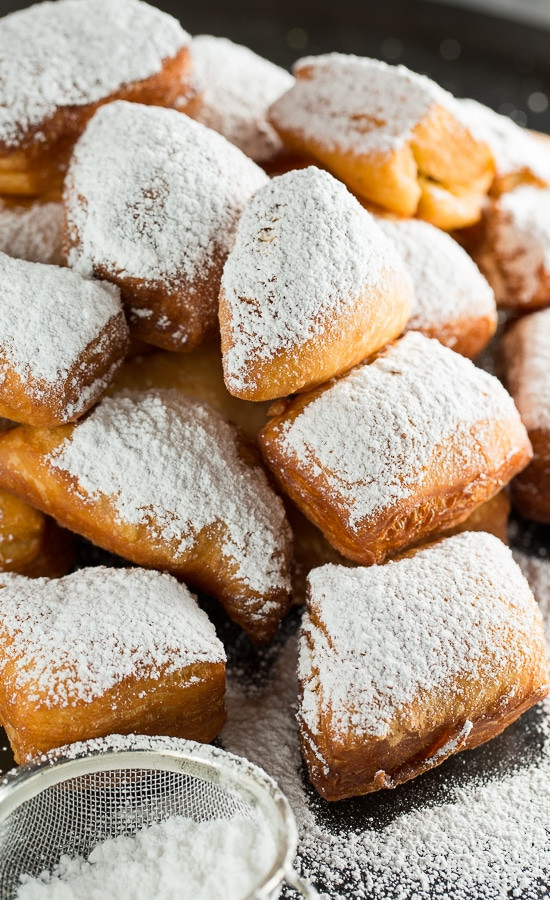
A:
[{"left": 0, "top": 734, "right": 303, "bottom": 900}]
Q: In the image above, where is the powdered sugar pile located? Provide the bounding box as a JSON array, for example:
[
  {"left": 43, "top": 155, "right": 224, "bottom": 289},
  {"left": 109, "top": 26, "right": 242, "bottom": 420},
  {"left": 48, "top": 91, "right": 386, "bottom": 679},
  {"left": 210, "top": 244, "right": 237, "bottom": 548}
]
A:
[
  {"left": 501, "top": 307, "right": 550, "bottom": 431},
  {"left": 0, "top": 566, "right": 224, "bottom": 707},
  {"left": 376, "top": 216, "right": 495, "bottom": 336},
  {"left": 0, "top": 200, "right": 62, "bottom": 266},
  {"left": 0, "top": 251, "right": 122, "bottom": 392},
  {"left": 0, "top": 0, "right": 188, "bottom": 148},
  {"left": 222, "top": 167, "right": 406, "bottom": 393},
  {"left": 47, "top": 389, "right": 290, "bottom": 599},
  {"left": 269, "top": 54, "right": 450, "bottom": 156},
  {"left": 190, "top": 35, "right": 294, "bottom": 163},
  {"left": 16, "top": 813, "right": 274, "bottom": 900},
  {"left": 65, "top": 102, "right": 267, "bottom": 286},
  {"left": 274, "top": 332, "right": 522, "bottom": 527}
]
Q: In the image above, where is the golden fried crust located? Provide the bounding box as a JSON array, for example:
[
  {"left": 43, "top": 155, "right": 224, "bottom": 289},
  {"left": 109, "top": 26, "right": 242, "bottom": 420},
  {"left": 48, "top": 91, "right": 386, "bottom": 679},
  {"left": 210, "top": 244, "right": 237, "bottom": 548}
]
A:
[
  {"left": 439, "top": 490, "right": 510, "bottom": 544},
  {"left": 412, "top": 311, "right": 497, "bottom": 360},
  {"left": 0, "top": 488, "right": 74, "bottom": 578},
  {"left": 0, "top": 47, "right": 192, "bottom": 197},
  {"left": 511, "top": 429, "right": 550, "bottom": 522},
  {"left": 416, "top": 175, "right": 492, "bottom": 231}
]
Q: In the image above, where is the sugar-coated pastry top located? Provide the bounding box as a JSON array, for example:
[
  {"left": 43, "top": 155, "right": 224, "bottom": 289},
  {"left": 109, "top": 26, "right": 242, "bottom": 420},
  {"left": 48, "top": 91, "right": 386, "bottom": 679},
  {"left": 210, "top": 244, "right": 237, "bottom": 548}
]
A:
[
  {"left": 65, "top": 101, "right": 268, "bottom": 284},
  {"left": 502, "top": 307, "right": 550, "bottom": 432},
  {"left": 47, "top": 389, "right": 290, "bottom": 598},
  {"left": 488, "top": 186, "right": 550, "bottom": 304},
  {"left": 0, "top": 566, "right": 225, "bottom": 708},
  {"left": 301, "top": 532, "right": 545, "bottom": 741},
  {"left": 190, "top": 35, "right": 294, "bottom": 163},
  {"left": 0, "top": 251, "right": 123, "bottom": 397},
  {"left": 376, "top": 216, "right": 495, "bottom": 334},
  {"left": 0, "top": 0, "right": 189, "bottom": 149},
  {"left": 221, "top": 166, "right": 408, "bottom": 395},
  {"left": 0, "top": 200, "right": 62, "bottom": 266},
  {"left": 456, "top": 99, "right": 550, "bottom": 185},
  {"left": 273, "top": 332, "right": 523, "bottom": 527},
  {"left": 269, "top": 53, "right": 451, "bottom": 156}
]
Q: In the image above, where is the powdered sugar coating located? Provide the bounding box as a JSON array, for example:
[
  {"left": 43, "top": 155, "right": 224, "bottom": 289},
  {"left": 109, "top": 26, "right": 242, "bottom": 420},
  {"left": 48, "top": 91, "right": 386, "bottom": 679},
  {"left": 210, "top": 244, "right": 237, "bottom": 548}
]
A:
[
  {"left": 190, "top": 35, "right": 294, "bottom": 163},
  {"left": 269, "top": 53, "right": 450, "bottom": 156},
  {"left": 456, "top": 98, "right": 550, "bottom": 184},
  {"left": 0, "top": 200, "right": 62, "bottom": 266},
  {"left": 222, "top": 167, "right": 405, "bottom": 393},
  {"left": 0, "top": 567, "right": 225, "bottom": 708},
  {"left": 501, "top": 307, "right": 550, "bottom": 432},
  {"left": 376, "top": 216, "right": 495, "bottom": 337},
  {"left": 0, "top": 0, "right": 188, "bottom": 149},
  {"left": 276, "top": 332, "right": 522, "bottom": 527},
  {"left": 47, "top": 389, "right": 290, "bottom": 597},
  {"left": 300, "top": 532, "right": 544, "bottom": 741},
  {"left": 0, "top": 251, "right": 123, "bottom": 395},
  {"left": 65, "top": 101, "right": 268, "bottom": 286}
]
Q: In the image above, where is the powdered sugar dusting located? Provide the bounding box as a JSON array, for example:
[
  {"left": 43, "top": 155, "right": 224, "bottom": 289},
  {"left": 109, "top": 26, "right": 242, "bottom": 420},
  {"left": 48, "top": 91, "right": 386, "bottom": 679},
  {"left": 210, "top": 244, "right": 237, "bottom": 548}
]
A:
[
  {"left": 277, "top": 332, "right": 522, "bottom": 527},
  {"left": 47, "top": 390, "right": 289, "bottom": 598},
  {"left": 0, "top": 567, "right": 224, "bottom": 708},
  {"left": 0, "top": 251, "right": 123, "bottom": 392},
  {"left": 376, "top": 216, "right": 495, "bottom": 336},
  {"left": 0, "top": 200, "right": 62, "bottom": 266},
  {"left": 65, "top": 101, "right": 268, "bottom": 285},
  {"left": 190, "top": 35, "right": 294, "bottom": 163},
  {"left": 300, "top": 533, "right": 543, "bottom": 742},
  {"left": 222, "top": 167, "right": 405, "bottom": 393},
  {"left": 0, "top": 0, "right": 188, "bottom": 148},
  {"left": 269, "top": 53, "right": 450, "bottom": 156},
  {"left": 501, "top": 307, "right": 550, "bottom": 432}
]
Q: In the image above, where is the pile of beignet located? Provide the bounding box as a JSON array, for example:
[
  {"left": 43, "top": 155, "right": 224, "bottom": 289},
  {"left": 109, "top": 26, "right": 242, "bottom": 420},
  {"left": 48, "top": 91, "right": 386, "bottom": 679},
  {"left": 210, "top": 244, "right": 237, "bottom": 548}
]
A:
[{"left": 0, "top": 0, "right": 548, "bottom": 802}]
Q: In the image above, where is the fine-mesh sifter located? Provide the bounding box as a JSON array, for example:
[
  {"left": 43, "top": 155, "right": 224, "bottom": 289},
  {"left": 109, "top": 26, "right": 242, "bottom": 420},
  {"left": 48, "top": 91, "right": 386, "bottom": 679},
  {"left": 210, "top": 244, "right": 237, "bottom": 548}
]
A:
[{"left": 0, "top": 734, "right": 319, "bottom": 899}]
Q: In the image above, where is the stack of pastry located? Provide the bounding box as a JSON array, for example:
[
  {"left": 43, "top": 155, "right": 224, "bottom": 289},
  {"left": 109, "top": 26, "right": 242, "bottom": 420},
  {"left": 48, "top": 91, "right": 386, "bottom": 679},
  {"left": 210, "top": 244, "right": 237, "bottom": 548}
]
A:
[{"left": 0, "top": 0, "right": 547, "bottom": 806}]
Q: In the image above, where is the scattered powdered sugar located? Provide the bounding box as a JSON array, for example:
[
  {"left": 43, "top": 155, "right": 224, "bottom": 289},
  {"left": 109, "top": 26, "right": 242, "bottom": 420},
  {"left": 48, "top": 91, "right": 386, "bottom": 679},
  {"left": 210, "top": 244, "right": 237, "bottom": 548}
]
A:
[
  {"left": 0, "top": 251, "right": 122, "bottom": 390},
  {"left": 300, "top": 533, "right": 544, "bottom": 742},
  {"left": 65, "top": 101, "right": 267, "bottom": 285},
  {"left": 0, "top": 200, "right": 62, "bottom": 266},
  {"left": 0, "top": 567, "right": 224, "bottom": 708},
  {"left": 16, "top": 813, "right": 274, "bottom": 900},
  {"left": 222, "top": 167, "right": 405, "bottom": 392},
  {"left": 0, "top": 0, "right": 188, "bottom": 148},
  {"left": 269, "top": 53, "right": 450, "bottom": 156},
  {"left": 47, "top": 389, "right": 289, "bottom": 597},
  {"left": 375, "top": 216, "right": 495, "bottom": 336},
  {"left": 275, "top": 331, "right": 522, "bottom": 527},
  {"left": 190, "top": 35, "right": 294, "bottom": 163},
  {"left": 501, "top": 307, "right": 550, "bottom": 432},
  {"left": 455, "top": 98, "right": 550, "bottom": 184}
]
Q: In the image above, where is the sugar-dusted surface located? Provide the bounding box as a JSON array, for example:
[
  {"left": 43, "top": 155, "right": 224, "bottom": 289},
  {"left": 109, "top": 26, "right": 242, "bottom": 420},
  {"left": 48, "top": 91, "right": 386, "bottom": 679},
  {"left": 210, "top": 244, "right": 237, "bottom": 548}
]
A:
[
  {"left": 456, "top": 98, "right": 550, "bottom": 183},
  {"left": 0, "top": 567, "right": 224, "bottom": 708},
  {"left": 269, "top": 53, "right": 450, "bottom": 156},
  {"left": 376, "top": 216, "right": 495, "bottom": 335},
  {"left": 0, "top": 251, "right": 122, "bottom": 390},
  {"left": 0, "top": 201, "right": 62, "bottom": 266},
  {"left": 0, "top": 0, "right": 188, "bottom": 148},
  {"left": 222, "top": 167, "right": 405, "bottom": 393},
  {"left": 501, "top": 307, "right": 550, "bottom": 431},
  {"left": 190, "top": 35, "right": 293, "bottom": 163},
  {"left": 48, "top": 389, "right": 289, "bottom": 597},
  {"left": 277, "top": 332, "right": 522, "bottom": 528},
  {"left": 65, "top": 102, "right": 267, "bottom": 285},
  {"left": 300, "top": 533, "right": 543, "bottom": 741}
]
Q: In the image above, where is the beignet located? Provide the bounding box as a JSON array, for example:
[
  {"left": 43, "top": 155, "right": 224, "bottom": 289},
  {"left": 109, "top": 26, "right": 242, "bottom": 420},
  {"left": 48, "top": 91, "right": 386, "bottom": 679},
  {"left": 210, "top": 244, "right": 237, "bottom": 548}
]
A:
[
  {"left": 375, "top": 216, "right": 496, "bottom": 357},
  {"left": 63, "top": 101, "right": 268, "bottom": 352},
  {"left": 500, "top": 307, "right": 550, "bottom": 522},
  {"left": 299, "top": 532, "right": 548, "bottom": 800},
  {"left": 0, "top": 252, "right": 128, "bottom": 426},
  {"left": 0, "top": 389, "right": 291, "bottom": 643},
  {"left": 0, "top": 566, "right": 226, "bottom": 763},
  {"left": 0, "top": 0, "right": 192, "bottom": 196},
  {"left": 268, "top": 54, "right": 493, "bottom": 226},
  {"left": 187, "top": 35, "right": 294, "bottom": 167},
  {"left": 0, "top": 196, "right": 62, "bottom": 265},
  {"left": 259, "top": 331, "right": 531, "bottom": 565},
  {"left": 0, "top": 488, "right": 73, "bottom": 578},
  {"left": 220, "top": 167, "right": 412, "bottom": 401}
]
